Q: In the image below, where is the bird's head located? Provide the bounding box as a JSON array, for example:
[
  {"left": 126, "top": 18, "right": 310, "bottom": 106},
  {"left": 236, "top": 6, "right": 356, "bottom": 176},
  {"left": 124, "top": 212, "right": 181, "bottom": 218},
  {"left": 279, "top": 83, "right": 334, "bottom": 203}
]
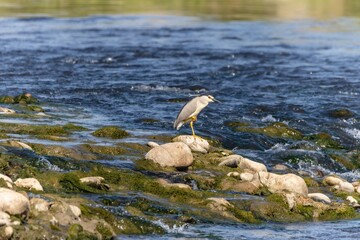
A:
[{"left": 206, "top": 95, "right": 221, "bottom": 103}]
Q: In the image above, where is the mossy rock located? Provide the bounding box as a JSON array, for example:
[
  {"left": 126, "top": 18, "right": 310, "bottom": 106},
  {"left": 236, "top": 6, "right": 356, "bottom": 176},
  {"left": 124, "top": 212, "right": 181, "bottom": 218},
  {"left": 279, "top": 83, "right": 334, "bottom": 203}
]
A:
[
  {"left": 137, "top": 118, "right": 160, "bottom": 123},
  {"left": 226, "top": 205, "right": 259, "bottom": 223},
  {"left": 25, "top": 105, "right": 44, "bottom": 112},
  {"left": 92, "top": 166, "right": 210, "bottom": 204},
  {"left": 0, "top": 133, "right": 9, "bottom": 139},
  {"left": 59, "top": 172, "right": 107, "bottom": 194},
  {"left": 225, "top": 121, "right": 251, "bottom": 129},
  {"left": 0, "top": 153, "right": 9, "bottom": 171},
  {"left": 0, "top": 122, "right": 73, "bottom": 136},
  {"left": 67, "top": 224, "right": 98, "bottom": 240},
  {"left": 330, "top": 154, "right": 356, "bottom": 170},
  {"left": 13, "top": 93, "right": 39, "bottom": 104},
  {"left": 328, "top": 109, "right": 354, "bottom": 119},
  {"left": 251, "top": 201, "right": 305, "bottom": 222},
  {"left": 92, "top": 126, "right": 130, "bottom": 139},
  {"left": 235, "top": 122, "right": 303, "bottom": 140},
  {"left": 0, "top": 96, "right": 14, "bottom": 104},
  {"left": 305, "top": 132, "right": 343, "bottom": 149},
  {"left": 303, "top": 177, "right": 319, "bottom": 187},
  {"left": 318, "top": 204, "right": 356, "bottom": 221},
  {"left": 80, "top": 204, "right": 165, "bottom": 235},
  {"left": 29, "top": 143, "right": 97, "bottom": 161},
  {"left": 63, "top": 123, "right": 87, "bottom": 131},
  {"left": 95, "top": 222, "right": 114, "bottom": 239},
  {"left": 295, "top": 205, "right": 314, "bottom": 220},
  {"left": 80, "top": 144, "right": 128, "bottom": 156}
]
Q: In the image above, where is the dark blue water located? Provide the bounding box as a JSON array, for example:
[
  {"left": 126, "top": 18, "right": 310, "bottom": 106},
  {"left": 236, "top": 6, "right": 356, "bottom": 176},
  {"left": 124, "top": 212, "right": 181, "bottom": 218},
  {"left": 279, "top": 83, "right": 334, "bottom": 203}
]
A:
[{"left": 0, "top": 15, "right": 360, "bottom": 239}]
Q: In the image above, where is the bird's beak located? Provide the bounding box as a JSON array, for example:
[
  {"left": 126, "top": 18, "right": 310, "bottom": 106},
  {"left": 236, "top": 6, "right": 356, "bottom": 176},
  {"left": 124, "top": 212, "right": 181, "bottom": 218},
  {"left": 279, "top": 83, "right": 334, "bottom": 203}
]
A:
[{"left": 213, "top": 98, "right": 221, "bottom": 103}]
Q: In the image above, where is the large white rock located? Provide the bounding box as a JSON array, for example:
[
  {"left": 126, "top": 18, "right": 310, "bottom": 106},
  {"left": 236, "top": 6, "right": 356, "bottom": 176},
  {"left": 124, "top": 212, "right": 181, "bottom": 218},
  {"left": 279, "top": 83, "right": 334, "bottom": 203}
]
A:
[
  {"left": 30, "top": 198, "right": 50, "bottom": 212},
  {"left": 14, "top": 178, "right": 44, "bottom": 191},
  {"left": 258, "top": 172, "right": 308, "bottom": 196},
  {"left": 219, "top": 155, "right": 267, "bottom": 173},
  {"left": 308, "top": 193, "right": 331, "bottom": 204},
  {"left": 0, "top": 188, "right": 30, "bottom": 215},
  {"left": 172, "top": 135, "right": 210, "bottom": 153},
  {"left": 145, "top": 142, "right": 193, "bottom": 168}
]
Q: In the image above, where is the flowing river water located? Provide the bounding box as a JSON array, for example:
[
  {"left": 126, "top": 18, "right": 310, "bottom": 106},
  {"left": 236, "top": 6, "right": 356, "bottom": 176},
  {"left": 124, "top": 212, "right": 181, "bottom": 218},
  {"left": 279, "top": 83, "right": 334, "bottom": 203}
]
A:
[{"left": 0, "top": 1, "right": 359, "bottom": 239}]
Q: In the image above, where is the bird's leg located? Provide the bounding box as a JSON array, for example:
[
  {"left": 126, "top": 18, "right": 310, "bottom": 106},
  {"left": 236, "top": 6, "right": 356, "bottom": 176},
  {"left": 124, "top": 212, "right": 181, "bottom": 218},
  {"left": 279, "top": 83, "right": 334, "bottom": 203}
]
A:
[
  {"left": 189, "top": 116, "right": 198, "bottom": 139},
  {"left": 190, "top": 121, "right": 196, "bottom": 138}
]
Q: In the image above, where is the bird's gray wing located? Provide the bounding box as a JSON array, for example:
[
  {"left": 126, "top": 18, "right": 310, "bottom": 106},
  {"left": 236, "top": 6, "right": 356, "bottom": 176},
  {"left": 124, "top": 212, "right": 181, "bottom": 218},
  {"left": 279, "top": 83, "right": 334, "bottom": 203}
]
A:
[{"left": 174, "top": 97, "right": 199, "bottom": 129}]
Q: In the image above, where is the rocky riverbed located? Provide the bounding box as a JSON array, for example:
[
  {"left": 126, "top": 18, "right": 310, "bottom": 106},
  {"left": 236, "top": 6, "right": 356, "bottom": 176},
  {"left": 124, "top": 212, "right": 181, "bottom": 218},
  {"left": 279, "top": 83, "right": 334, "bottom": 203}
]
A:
[{"left": 0, "top": 93, "right": 359, "bottom": 239}]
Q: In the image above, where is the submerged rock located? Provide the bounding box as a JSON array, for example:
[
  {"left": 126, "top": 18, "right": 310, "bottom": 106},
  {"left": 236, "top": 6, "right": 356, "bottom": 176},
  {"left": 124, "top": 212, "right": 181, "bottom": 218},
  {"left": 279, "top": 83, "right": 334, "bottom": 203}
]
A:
[
  {"left": 145, "top": 142, "right": 193, "bottom": 168},
  {"left": 0, "top": 188, "right": 30, "bottom": 215},
  {"left": 172, "top": 135, "right": 210, "bottom": 153},
  {"left": 14, "top": 178, "right": 44, "bottom": 191},
  {"left": 258, "top": 172, "right": 308, "bottom": 196},
  {"left": 92, "top": 126, "right": 130, "bottom": 139},
  {"left": 328, "top": 108, "right": 354, "bottom": 119},
  {"left": 219, "top": 155, "right": 267, "bottom": 173},
  {"left": 308, "top": 193, "right": 331, "bottom": 204}
]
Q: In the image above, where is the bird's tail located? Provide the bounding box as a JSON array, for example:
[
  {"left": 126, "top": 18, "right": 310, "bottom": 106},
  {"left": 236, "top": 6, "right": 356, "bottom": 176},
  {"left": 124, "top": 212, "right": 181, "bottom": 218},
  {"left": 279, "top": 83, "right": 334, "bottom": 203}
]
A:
[{"left": 174, "top": 121, "right": 183, "bottom": 130}]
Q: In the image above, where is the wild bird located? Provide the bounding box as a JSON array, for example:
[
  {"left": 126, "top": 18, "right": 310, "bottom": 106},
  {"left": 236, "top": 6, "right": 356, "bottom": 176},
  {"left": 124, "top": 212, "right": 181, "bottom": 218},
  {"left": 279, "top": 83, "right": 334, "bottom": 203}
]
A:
[{"left": 173, "top": 95, "right": 220, "bottom": 137}]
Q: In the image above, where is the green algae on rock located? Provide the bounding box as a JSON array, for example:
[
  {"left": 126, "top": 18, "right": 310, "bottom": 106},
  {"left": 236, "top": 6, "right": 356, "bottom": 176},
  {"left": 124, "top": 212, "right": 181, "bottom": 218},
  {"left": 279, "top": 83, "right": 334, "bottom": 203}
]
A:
[
  {"left": 305, "top": 132, "right": 343, "bottom": 149},
  {"left": 0, "top": 122, "right": 86, "bottom": 136},
  {"left": 328, "top": 109, "right": 355, "bottom": 119},
  {"left": 235, "top": 122, "right": 303, "bottom": 140},
  {"left": 92, "top": 126, "right": 130, "bottom": 139}
]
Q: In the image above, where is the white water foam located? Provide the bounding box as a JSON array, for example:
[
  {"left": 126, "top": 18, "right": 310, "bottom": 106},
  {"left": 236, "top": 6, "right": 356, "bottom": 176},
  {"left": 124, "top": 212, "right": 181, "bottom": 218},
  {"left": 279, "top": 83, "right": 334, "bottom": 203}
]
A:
[
  {"left": 152, "top": 220, "right": 188, "bottom": 234},
  {"left": 343, "top": 128, "right": 360, "bottom": 140},
  {"left": 261, "top": 114, "right": 277, "bottom": 122},
  {"left": 38, "top": 156, "right": 62, "bottom": 172}
]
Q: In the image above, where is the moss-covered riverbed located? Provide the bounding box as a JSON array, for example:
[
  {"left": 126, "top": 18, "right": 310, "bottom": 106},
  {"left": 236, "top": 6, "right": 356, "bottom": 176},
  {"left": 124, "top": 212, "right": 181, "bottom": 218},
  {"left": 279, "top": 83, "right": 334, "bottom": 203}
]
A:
[{"left": 0, "top": 94, "right": 359, "bottom": 239}]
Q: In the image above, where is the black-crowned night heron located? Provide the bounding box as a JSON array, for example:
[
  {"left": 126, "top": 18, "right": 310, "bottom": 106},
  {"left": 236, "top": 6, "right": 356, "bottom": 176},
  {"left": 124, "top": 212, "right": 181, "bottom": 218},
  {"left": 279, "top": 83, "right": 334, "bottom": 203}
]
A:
[{"left": 173, "top": 95, "right": 220, "bottom": 137}]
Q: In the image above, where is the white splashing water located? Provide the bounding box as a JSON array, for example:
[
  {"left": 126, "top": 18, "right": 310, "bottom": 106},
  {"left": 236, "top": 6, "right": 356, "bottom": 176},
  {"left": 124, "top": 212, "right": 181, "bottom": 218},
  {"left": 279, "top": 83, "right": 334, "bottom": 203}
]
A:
[
  {"left": 297, "top": 160, "right": 360, "bottom": 182},
  {"left": 152, "top": 220, "right": 188, "bottom": 233},
  {"left": 343, "top": 128, "right": 360, "bottom": 140},
  {"left": 38, "top": 156, "right": 62, "bottom": 171},
  {"left": 261, "top": 114, "right": 277, "bottom": 122},
  {"left": 265, "top": 143, "right": 289, "bottom": 153}
]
